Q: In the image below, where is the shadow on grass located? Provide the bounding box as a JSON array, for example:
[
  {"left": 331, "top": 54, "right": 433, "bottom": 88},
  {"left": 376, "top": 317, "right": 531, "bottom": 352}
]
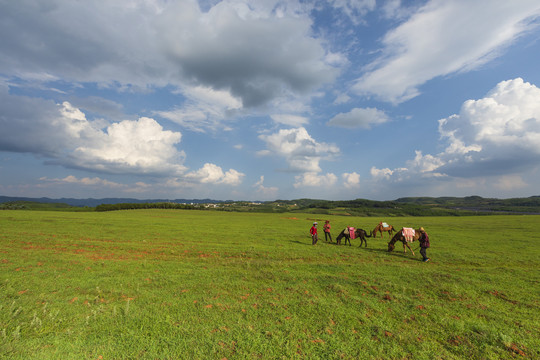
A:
[
  {"left": 291, "top": 240, "right": 314, "bottom": 246},
  {"left": 361, "top": 246, "right": 422, "bottom": 261}
]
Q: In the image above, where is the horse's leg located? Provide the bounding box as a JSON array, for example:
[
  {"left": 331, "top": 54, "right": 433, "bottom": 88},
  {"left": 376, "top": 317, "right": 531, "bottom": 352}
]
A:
[{"left": 404, "top": 242, "right": 415, "bottom": 256}]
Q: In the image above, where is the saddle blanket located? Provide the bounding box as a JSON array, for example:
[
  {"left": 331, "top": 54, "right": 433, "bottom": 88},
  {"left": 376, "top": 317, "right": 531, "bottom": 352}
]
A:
[
  {"left": 382, "top": 222, "right": 389, "bottom": 228},
  {"left": 345, "top": 227, "right": 356, "bottom": 239},
  {"left": 402, "top": 227, "right": 415, "bottom": 242}
]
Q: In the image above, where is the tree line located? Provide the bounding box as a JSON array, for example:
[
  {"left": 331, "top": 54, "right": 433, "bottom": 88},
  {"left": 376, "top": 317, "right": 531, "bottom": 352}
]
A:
[{"left": 95, "top": 202, "right": 199, "bottom": 212}]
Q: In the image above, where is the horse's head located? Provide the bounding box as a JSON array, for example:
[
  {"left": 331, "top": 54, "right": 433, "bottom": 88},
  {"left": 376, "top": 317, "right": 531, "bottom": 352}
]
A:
[{"left": 387, "top": 242, "right": 395, "bottom": 252}]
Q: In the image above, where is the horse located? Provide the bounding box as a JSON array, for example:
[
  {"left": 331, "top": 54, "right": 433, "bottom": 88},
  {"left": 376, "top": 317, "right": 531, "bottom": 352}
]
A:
[
  {"left": 373, "top": 222, "right": 396, "bottom": 238},
  {"left": 335, "top": 227, "right": 372, "bottom": 247},
  {"left": 387, "top": 227, "right": 420, "bottom": 255}
]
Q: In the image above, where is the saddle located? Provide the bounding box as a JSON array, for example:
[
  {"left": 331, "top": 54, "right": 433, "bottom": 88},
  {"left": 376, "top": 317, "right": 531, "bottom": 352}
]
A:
[
  {"left": 402, "top": 227, "right": 415, "bottom": 242},
  {"left": 344, "top": 227, "right": 356, "bottom": 239}
]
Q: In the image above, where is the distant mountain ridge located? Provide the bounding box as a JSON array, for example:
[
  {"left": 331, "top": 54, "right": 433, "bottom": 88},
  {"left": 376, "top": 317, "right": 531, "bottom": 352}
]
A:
[
  {"left": 0, "top": 196, "right": 540, "bottom": 216},
  {"left": 0, "top": 196, "right": 230, "bottom": 207}
]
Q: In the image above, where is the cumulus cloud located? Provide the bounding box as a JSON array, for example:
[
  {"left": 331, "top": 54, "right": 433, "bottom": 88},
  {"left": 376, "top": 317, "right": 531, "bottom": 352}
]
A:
[
  {"left": 342, "top": 172, "right": 360, "bottom": 188},
  {"left": 436, "top": 78, "right": 540, "bottom": 176},
  {"left": 258, "top": 127, "right": 340, "bottom": 172},
  {"left": 72, "top": 113, "right": 187, "bottom": 175},
  {"left": 0, "top": 0, "right": 337, "bottom": 111},
  {"left": 327, "top": 107, "right": 389, "bottom": 129},
  {"left": 354, "top": 0, "right": 540, "bottom": 103},
  {"left": 0, "top": 86, "right": 184, "bottom": 175},
  {"left": 294, "top": 172, "right": 338, "bottom": 188},
  {"left": 370, "top": 166, "right": 408, "bottom": 182},
  {"left": 157, "top": 0, "right": 338, "bottom": 108},
  {"left": 185, "top": 163, "right": 245, "bottom": 185},
  {"left": 370, "top": 78, "right": 540, "bottom": 190}
]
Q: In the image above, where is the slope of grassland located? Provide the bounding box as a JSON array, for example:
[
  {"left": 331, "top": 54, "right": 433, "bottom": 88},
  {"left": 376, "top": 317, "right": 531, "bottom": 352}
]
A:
[{"left": 0, "top": 210, "right": 538, "bottom": 359}]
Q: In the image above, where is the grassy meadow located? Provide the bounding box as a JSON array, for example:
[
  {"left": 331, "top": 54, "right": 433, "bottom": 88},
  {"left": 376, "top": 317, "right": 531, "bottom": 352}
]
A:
[{"left": 0, "top": 210, "right": 539, "bottom": 359}]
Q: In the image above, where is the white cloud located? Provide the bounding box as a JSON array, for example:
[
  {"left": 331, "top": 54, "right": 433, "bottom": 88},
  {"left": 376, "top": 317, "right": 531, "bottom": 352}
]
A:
[
  {"left": 342, "top": 172, "right": 360, "bottom": 188},
  {"left": 354, "top": 0, "right": 540, "bottom": 103},
  {"left": 406, "top": 150, "right": 445, "bottom": 174},
  {"left": 370, "top": 78, "right": 540, "bottom": 189},
  {"left": 221, "top": 169, "right": 245, "bottom": 186},
  {"left": 327, "top": 107, "right": 389, "bottom": 129},
  {"left": 185, "top": 163, "right": 245, "bottom": 185},
  {"left": 0, "top": 89, "right": 188, "bottom": 176},
  {"left": 370, "top": 166, "right": 408, "bottom": 181},
  {"left": 73, "top": 114, "right": 186, "bottom": 175},
  {"left": 258, "top": 127, "right": 340, "bottom": 172},
  {"left": 253, "top": 176, "right": 279, "bottom": 198},
  {"left": 294, "top": 172, "right": 338, "bottom": 188},
  {"left": 436, "top": 78, "right": 540, "bottom": 176}
]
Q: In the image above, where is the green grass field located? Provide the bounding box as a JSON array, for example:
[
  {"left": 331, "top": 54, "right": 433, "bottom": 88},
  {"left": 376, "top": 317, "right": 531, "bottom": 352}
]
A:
[{"left": 1, "top": 210, "right": 538, "bottom": 359}]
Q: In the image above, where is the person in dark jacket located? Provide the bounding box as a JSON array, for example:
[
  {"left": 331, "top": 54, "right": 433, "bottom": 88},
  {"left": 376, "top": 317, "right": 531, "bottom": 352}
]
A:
[
  {"left": 418, "top": 227, "right": 430, "bottom": 262},
  {"left": 323, "top": 220, "right": 332, "bottom": 242}
]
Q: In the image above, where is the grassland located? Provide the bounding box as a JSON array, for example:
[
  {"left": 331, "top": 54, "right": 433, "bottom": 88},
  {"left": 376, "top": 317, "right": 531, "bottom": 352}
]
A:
[{"left": 0, "top": 210, "right": 538, "bottom": 359}]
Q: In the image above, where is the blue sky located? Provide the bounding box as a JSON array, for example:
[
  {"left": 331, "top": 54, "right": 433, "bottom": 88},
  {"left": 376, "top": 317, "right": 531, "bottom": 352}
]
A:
[{"left": 1, "top": 0, "right": 540, "bottom": 201}]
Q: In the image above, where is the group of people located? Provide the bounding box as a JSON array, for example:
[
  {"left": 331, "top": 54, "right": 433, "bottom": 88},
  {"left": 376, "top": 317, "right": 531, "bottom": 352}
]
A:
[
  {"left": 309, "top": 220, "right": 332, "bottom": 245},
  {"left": 309, "top": 220, "right": 431, "bottom": 262}
]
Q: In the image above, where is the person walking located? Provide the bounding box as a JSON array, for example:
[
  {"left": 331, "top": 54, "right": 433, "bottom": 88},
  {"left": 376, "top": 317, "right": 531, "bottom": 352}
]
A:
[
  {"left": 323, "top": 220, "right": 332, "bottom": 242},
  {"left": 418, "top": 227, "right": 430, "bottom": 262},
  {"left": 310, "top": 222, "right": 318, "bottom": 245}
]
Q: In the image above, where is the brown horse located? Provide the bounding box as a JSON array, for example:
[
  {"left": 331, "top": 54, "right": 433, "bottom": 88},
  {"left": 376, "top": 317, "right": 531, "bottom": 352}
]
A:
[
  {"left": 387, "top": 228, "right": 420, "bottom": 255},
  {"left": 373, "top": 222, "right": 396, "bottom": 238},
  {"left": 336, "top": 228, "right": 372, "bottom": 247}
]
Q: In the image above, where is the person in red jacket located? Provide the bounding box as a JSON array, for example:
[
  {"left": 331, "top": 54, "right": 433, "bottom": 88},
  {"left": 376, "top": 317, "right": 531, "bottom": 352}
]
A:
[
  {"left": 323, "top": 220, "right": 332, "bottom": 242},
  {"left": 310, "top": 222, "right": 318, "bottom": 245},
  {"left": 418, "top": 227, "right": 430, "bottom": 262}
]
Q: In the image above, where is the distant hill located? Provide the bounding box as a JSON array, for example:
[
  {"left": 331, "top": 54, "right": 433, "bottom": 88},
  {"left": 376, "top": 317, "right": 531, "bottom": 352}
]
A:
[
  {"left": 2, "top": 195, "right": 540, "bottom": 215},
  {"left": 265, "top": 196, "right": 540, "bottom": 216},
  {"left": 0, "top": 196, "right": 228, "bottom": 208}
]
